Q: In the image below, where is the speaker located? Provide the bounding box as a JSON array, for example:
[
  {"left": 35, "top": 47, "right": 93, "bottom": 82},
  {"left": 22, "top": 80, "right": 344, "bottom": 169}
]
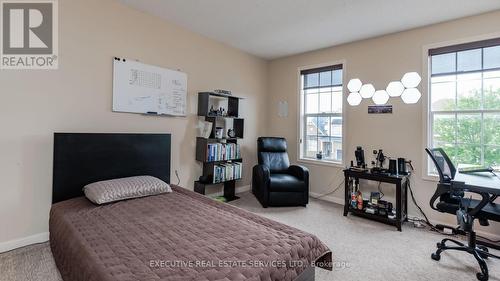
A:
[
  {"left": 355, "top": 146, "right": 365, "bottom": 167},
  {"left": 388, "top": 159, "right": 397, "bottom": 174},
  {"left": 398, "top": 158, "right": 407, "bottom": 175}
]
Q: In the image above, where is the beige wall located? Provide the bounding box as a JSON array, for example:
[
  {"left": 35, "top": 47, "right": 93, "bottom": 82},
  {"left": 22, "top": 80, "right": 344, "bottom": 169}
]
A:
[
  {"left": 0, "top": 0, "right": 268, "bottom": 245},
  {"left": 2, "top": 0, "right": 500, "bottom": 248},
  {"left": 267, "top": 10, "right": 500, "bottom": 238}
]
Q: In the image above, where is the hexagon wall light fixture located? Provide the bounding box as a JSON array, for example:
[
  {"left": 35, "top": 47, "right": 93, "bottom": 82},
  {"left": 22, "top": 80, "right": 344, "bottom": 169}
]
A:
[
  {"left": 360, "top": 84, "right": 376, "bottom": 99},
  {"left": 347, "top": 92, "right": 362, "bottom": 106},
  {"left": 386, "top": 81, "right": 405, "bottom": 97},
  {"left": 401, "top": 88, "right": 422, "bottom": 104},
  {"left": 372, "top": 90, "right": 390, "bottom": 105},
  {"left": 401, "top": 72, "right": 422, "bottom": 88},
  {"left": 346, "top": 72, "right": 421, "bottom": 106},
  {"left": 347, "top": 79, "right": 362, "bottom": 93}
]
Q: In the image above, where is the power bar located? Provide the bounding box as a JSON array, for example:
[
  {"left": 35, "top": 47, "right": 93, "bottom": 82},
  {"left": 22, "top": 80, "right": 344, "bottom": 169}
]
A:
[
  {"left": 442, "top": 228, "right": 454, "bottom": 234},
  {"left": 413, "top": 221, "right": 426, "bottom": 228}
]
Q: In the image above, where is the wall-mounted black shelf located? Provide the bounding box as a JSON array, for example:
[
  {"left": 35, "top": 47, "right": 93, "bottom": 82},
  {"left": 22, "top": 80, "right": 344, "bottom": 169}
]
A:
[
  {"left": 205, "top": 115, "right": 239, "bottom": 119},
  {"left": 195, "top": 92, "right": 244, "bottom": 202},
  {"left": 194, "top": 180, "right": 240, "bottom": 201},
  {"left": 202, "top": 117, "right": 244, "bottom": 139},
  {"left": 198, "top": 92, "right": 242, "bottom": 117},
  {"left": 206, "top": 137, "right": 242, "bottom": 141},
  {"left": 196, "top": 137, "right": 241, "bottom": 162},
  {"left": 198, "top": 91, "right": 244, "bottom": 99},
  {"left": 202, "top": 159, "right": 243, "bottom": 164}
]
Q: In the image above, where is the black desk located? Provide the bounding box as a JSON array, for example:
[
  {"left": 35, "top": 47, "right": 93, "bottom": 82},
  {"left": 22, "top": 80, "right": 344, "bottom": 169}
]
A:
[
  {"left": 453, "top": 170, "right": 500, "bottom": 196},
  {"left": 343, "top": 169, "right": 409, "bottom": 231},
  {"left": 452, "top": 167, "right": 500, "bottom": 249}
]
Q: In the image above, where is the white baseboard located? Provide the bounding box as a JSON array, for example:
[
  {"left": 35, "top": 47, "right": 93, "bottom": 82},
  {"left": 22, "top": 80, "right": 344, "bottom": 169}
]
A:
[
  {"left": 236, "top": 185, "right": 251, "bottom": 194},
  {"left": 309, "top": 192, "right": 500, "bottom": 241},
  {"left": 0, "top": 186, "right": 251, "bottom": 253},
  {"left": 0, "top": 232, "right": 49, "bottom": 253}
]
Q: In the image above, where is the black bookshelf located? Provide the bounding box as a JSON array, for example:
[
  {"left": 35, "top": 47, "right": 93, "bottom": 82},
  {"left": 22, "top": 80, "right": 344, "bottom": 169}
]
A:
[{"left": 195, "top": 92, "right": 244, "bottom": 202}]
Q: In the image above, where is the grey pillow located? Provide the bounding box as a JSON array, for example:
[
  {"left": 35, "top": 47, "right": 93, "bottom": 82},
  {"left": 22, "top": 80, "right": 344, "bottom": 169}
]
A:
[{"left": 83, "top": 176, "right": 171, "bottom": 204}]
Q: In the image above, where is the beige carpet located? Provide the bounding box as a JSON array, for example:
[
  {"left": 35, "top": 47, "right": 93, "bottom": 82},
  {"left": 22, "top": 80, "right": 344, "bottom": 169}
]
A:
[{"left": 0, "top": 192, "right": 498, "bottom": 281}]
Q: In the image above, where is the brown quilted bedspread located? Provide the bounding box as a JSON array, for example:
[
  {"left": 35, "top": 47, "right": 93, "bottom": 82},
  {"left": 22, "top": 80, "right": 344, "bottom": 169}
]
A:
[{"left": 49, "top": 186, "right": 332, "bottom": 281}]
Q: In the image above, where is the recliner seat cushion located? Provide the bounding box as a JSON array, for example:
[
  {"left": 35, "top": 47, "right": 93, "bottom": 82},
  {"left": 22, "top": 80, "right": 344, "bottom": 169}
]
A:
[
  {"left": 269, "top": 174, "right": 305, "bottom": 192},
  {"left": 268, "top": 192, "right": 306, "bottom": 207}
]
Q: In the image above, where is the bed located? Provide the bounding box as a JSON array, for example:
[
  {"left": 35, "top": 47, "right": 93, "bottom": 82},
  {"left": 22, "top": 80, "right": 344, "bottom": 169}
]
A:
[{"left": 49, "top": 133, "right": 332, "bottom": 281}]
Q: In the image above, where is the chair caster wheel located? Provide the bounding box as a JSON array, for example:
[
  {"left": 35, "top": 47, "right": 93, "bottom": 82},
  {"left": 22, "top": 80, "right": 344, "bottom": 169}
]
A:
[
  {"left": 476, "top": 272, "right": 488, "bottom": 281},
  {"left": 431, "top": 253, "right": 441, "bottom": 261}
]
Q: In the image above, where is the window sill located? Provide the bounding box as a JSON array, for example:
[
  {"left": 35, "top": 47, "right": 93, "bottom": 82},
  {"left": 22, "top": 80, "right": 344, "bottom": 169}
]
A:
[{"left": 298, "top": 158, "right": 344, "bottom": 168}]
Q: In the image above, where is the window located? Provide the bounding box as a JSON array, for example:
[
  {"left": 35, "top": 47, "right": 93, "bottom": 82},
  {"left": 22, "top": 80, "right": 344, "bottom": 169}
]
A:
[
  {"left": 300, "top": 65, "right": 343, "bottom": 163},
  {"left": 429, "top": 38, "right": 500, "bottom": 171}
]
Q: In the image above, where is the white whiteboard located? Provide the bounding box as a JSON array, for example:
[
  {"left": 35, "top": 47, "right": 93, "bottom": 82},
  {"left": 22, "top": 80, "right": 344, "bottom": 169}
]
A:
[{"left": 113, "top": 58, "right": 187, "bottom": 116}]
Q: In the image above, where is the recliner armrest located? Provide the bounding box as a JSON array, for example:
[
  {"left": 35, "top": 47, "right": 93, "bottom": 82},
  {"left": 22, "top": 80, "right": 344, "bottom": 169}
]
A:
[
  {"left": 252, "top": 164, "right": 271, "bottom": 207},
  {"left": 288, "top": 165, "right": 309, "bottom": 181},
  {"left": 253, "top": 164, "right": 270, "bottom": 185}
]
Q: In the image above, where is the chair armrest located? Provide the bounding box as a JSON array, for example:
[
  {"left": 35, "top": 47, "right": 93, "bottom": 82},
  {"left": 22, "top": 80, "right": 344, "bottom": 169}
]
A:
[
  {"left": 288, "top": 165, "right": 309, "bottom": 181},
  {"left": 252, "top": 165, "right": 271, "bottom": 207},
  {"left": 430, "top": 183, "right": 452, "bottom": 211},
  {"left": 452, "top": 181, "right": 490, "bottom": 216},
  {"left": 253, "top": 164, "right": 270, "bottom": 187}
]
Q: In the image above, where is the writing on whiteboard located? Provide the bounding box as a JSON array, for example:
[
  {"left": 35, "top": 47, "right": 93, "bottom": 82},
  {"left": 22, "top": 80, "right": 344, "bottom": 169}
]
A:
[
  {"left": 129, "top": 68, "right": 161, "bottom": 89},
  {"left": 113, "top": 58, "right": 187, "bottom": 116}
]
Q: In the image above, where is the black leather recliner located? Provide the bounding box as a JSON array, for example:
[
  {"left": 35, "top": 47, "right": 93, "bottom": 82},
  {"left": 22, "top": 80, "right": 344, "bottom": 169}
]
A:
[{"left": 252, "top": 137, "right": 309, "bottom": 207}]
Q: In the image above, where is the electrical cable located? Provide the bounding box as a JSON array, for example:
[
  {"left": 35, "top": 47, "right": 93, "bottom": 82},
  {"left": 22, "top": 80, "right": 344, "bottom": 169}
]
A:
[
  {"left": 476, "top": 235, "right": 500, "bottom": 243},
  {"left": 315, "top": 168, "right": 499, "bottom": 242},
  {"left": 377, "top": 181, "right": 384, "bottom": 199},
  {"left": 407, "top": 180, "right": 432, "bottom": 227},
  {"left": 407, "top": 178, "right": 456, "bottom": 236},
  {"left": 311, "top": 179, "right": 345, "bottom": 199},
  {"left": 310, "top": 169, "right": 345, "bottom": 199},
  {"left": 175, "top": 170, "right": 181, "bottom": 185},
  {"left": 408, "top": 176, "right": 500, "bottom": 242}
]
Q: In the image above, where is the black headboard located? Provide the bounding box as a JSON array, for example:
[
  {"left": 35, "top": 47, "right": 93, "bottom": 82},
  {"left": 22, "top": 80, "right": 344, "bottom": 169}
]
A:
[{"left": 52, "top": 133, "right": 171, "bottom": 203}]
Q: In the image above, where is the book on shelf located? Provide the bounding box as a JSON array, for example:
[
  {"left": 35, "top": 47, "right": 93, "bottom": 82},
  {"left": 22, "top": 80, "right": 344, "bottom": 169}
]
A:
[
  {"left": 213, "top": 162, "right": 242, "bottom": 184},
  {"left": 206, "top": 143, "right": 241, "bottom": 162}
]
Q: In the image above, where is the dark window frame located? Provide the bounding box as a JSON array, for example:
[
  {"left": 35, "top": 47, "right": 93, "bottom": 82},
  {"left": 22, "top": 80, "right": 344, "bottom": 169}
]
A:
[
  {"left": 300, "top": 64, "right": 344, "bottom": 163},
  {"left": 428, "top": 38, "right": 500, "bottom": 170}
]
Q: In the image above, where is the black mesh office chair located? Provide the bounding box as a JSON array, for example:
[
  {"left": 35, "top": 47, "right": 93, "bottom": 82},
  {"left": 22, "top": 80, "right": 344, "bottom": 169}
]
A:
[{"left": 426, "top": 148, "right": 500, "bottom": 281}]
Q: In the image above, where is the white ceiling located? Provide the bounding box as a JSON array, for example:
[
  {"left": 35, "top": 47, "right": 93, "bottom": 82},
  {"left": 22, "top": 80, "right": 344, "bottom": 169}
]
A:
[{"left": 119, "top": 0, "right": 500, "bottom": 59}]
